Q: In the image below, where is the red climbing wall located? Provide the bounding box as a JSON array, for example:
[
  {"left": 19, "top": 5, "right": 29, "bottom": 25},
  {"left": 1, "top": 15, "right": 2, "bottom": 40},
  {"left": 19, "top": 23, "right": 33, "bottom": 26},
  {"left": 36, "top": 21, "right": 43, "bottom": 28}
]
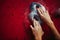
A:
[{"left": 0, "top": 0, "right": 60, "bottom": 40}]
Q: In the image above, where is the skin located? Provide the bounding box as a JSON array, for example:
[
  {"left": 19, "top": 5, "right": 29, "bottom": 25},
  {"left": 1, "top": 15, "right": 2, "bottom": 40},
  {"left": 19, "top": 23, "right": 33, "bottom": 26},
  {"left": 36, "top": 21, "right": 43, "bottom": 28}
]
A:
[
  {"left": 30, "top": 19, "right": 44, "bottom": 40},
  {"left": 30, "top": 7, "right": 60, "bottom": 40}
]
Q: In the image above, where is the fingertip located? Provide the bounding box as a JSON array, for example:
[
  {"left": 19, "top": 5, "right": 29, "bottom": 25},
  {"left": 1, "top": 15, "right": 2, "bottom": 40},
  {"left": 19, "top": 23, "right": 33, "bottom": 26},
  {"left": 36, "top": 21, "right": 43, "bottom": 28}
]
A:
[
  {"left": 30, "top": 25, "right": 34, "bottom": 29},
  {"left": 32, "top": 18, "right": 36, "bottom": 22},
  {"left": 33, "top": 18, "right": 36, "bottom": 22}
]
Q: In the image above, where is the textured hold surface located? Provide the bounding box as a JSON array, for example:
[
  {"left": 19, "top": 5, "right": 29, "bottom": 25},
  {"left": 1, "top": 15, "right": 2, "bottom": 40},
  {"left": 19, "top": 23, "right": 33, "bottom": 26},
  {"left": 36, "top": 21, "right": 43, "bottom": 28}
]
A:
[{"left": 29, "top": 2, "right": 46, "bottom": 24}]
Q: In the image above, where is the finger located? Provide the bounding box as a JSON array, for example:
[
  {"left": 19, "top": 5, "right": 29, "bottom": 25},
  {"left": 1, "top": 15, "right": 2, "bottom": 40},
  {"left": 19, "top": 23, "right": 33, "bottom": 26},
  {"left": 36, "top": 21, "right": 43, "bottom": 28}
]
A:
[
  {"left": 37, "top": 8, "right": 42, "bottom": 14},
  {"left": 34, "top": 19, "right": 42, "bottom": 29},
  {"left": 30, "top": 25, "right": 34, "bottom": 30},
  {"left": 30, "top": 25, "right": 36, "bottom": 34},
  {"left": 39, "top": 7, "right": 44, "bottom": 14},
  {"left": 33, "top": 19, "right": 39, "bottom": 29},
  {"left": 37, "top": 8, "right": 44, "bottom": 17},
  {"left": 33, "top": 19, "right": 36, "bottom": 27}
]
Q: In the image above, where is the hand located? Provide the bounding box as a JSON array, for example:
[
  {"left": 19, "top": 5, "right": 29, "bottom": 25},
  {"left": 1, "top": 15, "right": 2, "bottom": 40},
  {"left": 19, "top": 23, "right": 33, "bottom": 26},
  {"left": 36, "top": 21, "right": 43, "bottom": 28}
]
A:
[
  {"left": 37, "top": 7, "right": 60, "bottom": 40},
  {"left": 30, "top": 19, "right": 44, "bottom": 40},
  {"left": 37, "top": 8, "right": 53, "bottom": 26}
]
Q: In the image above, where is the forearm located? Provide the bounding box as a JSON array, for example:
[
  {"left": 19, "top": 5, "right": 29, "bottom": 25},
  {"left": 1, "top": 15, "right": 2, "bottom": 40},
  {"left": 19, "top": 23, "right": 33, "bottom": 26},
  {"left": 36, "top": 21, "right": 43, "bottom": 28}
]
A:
[{"left": 48, "top": 21, "right": 60, "bottom": 40}]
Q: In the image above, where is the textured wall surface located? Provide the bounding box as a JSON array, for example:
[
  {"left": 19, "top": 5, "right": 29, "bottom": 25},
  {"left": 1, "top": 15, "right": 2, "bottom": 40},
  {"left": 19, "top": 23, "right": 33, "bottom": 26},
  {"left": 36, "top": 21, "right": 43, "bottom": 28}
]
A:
[{"left": 0, "top": 0, "right": 60, "bottom": 40}]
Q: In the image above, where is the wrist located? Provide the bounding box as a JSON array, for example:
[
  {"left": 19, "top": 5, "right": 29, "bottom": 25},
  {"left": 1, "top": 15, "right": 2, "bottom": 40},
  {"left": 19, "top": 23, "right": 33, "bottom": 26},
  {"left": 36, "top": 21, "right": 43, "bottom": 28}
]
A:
[
  {"left": 35, "top": 36, "right": 42, "bottom": 40},
  {"left": 47, "top": 20, "right": 54, "bottom": 27}
]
